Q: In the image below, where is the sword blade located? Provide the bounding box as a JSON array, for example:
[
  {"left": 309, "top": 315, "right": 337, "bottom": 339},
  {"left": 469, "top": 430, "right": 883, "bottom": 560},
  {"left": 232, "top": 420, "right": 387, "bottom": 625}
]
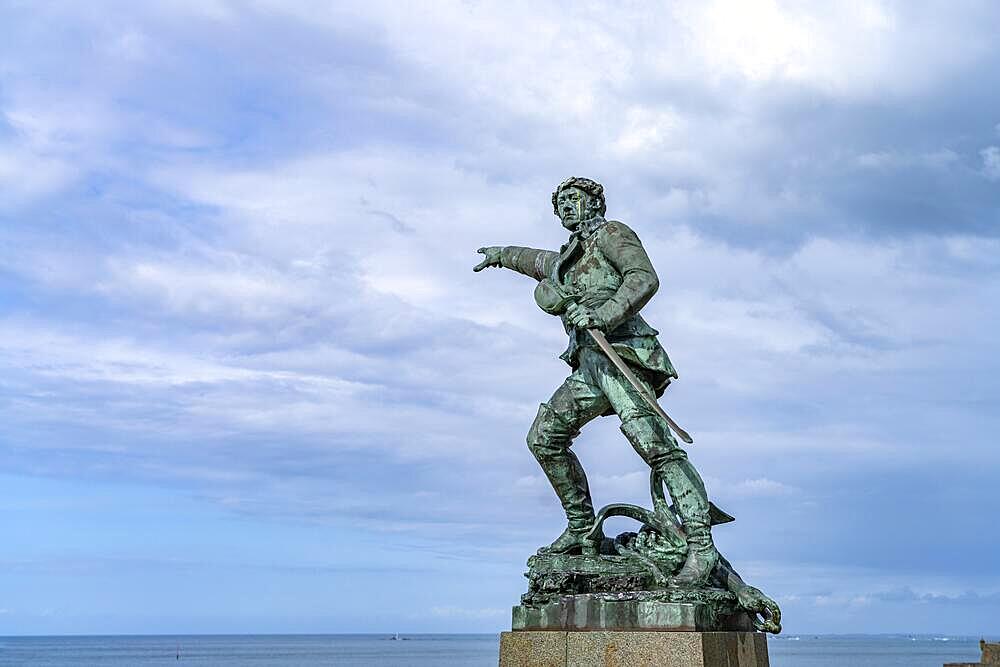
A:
[{"left": 586, "top": 328, "right": 694, "bottom": 444}]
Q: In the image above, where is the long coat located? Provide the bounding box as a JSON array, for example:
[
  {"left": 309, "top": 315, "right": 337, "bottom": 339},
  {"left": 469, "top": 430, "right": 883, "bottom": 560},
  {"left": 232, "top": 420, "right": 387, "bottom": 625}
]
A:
[{"left": 500, "top": 216, "right": 677, "bottom": 397}]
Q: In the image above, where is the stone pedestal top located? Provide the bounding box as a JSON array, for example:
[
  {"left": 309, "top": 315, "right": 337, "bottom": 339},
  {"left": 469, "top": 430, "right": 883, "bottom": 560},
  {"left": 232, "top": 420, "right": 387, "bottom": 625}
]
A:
[{"left": 513, "top": 593, "right": 753, "bottom": 632}]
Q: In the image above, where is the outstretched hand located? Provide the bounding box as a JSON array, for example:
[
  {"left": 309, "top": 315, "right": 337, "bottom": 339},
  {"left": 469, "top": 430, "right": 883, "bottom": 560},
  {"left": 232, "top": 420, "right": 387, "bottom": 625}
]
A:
[{"left": 473, "top": 246, "right": 503, "bottom": 272}]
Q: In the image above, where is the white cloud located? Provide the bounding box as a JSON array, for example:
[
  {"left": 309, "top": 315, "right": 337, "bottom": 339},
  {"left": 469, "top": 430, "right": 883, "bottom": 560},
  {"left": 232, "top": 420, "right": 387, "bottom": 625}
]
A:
[
  {"left": 675, "top": 0, "right": 818, "bottom": 83},
  {"left": 728, "top": 477, "right": 798, "bottom": 497},
  {"left": 981, "top": 146, "right": 1000, "bottom": 181},
  {"left": 856, "top": 149, "right": 959, "bottom": 169},
  {"left": 612, "top": 107, "right": 684, "bottom": 157},
  {"left": 0, "top": 145, "right": 75, "bottom": 206},
  {"left": 109, "top": 260, "right": 306, "bottom": 318},
  {"left": 671, "top": 0, "right": 986, "bottom": 97}
]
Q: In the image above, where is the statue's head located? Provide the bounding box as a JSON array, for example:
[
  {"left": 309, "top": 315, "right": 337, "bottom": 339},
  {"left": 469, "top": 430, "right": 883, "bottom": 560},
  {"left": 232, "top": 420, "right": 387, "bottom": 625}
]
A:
[{"left": 552, "top": 177, "right": 606, "bottom": 230}]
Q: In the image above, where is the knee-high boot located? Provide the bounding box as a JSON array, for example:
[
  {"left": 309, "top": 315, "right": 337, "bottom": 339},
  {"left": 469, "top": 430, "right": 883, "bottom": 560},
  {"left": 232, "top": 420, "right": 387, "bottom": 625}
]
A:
[
  {"left": 527, "top": 403, "right": 601, "bottom": 554},
  {"left": 621, "top": 415, "right": 719, "bottom": 584}
]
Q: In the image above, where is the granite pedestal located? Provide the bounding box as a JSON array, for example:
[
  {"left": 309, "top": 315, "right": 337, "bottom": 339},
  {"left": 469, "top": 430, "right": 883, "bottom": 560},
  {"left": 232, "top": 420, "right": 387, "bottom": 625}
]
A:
[
  {"left": 499, "top": 630, "right": 768, "bottom": 667},
  {"left": 501, "top": 594, "right": 769, "bottom": 666}
]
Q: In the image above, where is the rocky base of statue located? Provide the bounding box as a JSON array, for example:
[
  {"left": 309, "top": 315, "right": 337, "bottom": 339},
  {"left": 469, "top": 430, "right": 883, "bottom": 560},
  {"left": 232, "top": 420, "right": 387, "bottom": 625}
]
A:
[
  {"left": 514, "top": 524, "right": 782, "bottom": 635},
  {"left": 499, "top": 630, "right": 769, "bottom": 667},
  {"left": 499, "top": 492, "right": 780, "bottom": 664}
]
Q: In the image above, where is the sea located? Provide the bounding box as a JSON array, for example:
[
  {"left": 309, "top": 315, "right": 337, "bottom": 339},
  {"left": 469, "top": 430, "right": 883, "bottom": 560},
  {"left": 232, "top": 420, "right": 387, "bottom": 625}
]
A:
[{"left": 0, "top": 633, "right": 983, "bottom": 666}]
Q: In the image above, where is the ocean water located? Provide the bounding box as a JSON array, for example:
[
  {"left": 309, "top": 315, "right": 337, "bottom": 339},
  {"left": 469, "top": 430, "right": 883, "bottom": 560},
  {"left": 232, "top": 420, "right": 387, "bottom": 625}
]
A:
[{"left": 0, "top": 633, "right": 983, "bottom": 666}]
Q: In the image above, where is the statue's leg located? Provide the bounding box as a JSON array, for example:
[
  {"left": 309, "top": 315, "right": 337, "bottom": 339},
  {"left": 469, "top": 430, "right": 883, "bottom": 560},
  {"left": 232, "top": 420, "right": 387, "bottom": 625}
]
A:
[
  {"left": 586, "top": 348, "right": 719, "bottom": 584},
  {"left": 620, "top": 415, "right": 718, "bottom": 584},
  {"left": 526, "top": 368, "right": 609, "bottom": 555}
]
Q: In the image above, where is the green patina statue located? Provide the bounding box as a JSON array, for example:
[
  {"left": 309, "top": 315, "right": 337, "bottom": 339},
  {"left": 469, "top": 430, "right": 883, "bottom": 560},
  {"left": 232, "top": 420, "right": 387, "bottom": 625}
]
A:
[{"left": 475, "top": 177, "right": 781, "bottom": 634}]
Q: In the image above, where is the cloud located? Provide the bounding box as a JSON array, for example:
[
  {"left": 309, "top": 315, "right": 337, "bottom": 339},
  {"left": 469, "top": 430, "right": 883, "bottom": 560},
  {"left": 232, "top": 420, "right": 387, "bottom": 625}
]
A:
[
  {"left": 981, "top": 146, "right": 1000, "bottom": 180},
  {"left": 727, "top": 478, "right": 798, "bottom": 498},
  {"left": 873, "top": 588, "right": 1000, "bottom": 606},
  {"left": 0, "top": 145, "right": 76, "bottom": 207},
  {"left": 856, "top": 149, "right": 959, "bottom": 170}
]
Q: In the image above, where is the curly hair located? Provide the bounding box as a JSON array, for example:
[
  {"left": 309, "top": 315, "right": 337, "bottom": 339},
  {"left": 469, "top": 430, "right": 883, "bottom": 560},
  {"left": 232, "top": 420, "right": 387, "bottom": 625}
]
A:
[{"left": 551, "top": 176, "right": 606, "bottom": 217}]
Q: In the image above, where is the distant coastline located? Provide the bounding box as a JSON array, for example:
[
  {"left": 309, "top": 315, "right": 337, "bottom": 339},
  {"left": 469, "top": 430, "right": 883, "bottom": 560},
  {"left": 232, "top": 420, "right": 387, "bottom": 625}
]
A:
[{"left": 0, "top": 633, "right": 986, "bottom": 667}]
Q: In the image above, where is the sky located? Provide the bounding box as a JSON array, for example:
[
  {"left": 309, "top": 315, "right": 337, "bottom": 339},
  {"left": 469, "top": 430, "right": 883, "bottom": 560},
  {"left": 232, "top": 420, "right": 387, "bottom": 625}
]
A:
[{"left": 1, "top": 0, "right": 999, "bottom": 636}]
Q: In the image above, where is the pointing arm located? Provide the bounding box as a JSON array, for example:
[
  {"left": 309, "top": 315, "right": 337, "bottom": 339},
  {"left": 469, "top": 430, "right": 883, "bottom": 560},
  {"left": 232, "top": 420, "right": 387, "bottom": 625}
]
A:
[{"left": 499, "top": 246, "right": 558, "bottom": 281}]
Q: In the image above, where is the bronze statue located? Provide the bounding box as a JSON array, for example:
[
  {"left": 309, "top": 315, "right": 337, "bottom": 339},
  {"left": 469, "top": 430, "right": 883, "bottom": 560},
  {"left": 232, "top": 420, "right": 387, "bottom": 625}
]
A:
[
  {"left": 474, "top": 177, "right": 717, "bottom": 584},
  {"left": 476, "top": 178, "right": 781, "bottom": 634}
]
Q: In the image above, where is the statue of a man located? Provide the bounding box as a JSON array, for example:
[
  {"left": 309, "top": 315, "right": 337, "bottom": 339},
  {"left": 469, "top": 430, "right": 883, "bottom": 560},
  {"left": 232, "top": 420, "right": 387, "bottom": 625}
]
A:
[{"left": 474, "top": 177, "right": 719, "bottom": 584}]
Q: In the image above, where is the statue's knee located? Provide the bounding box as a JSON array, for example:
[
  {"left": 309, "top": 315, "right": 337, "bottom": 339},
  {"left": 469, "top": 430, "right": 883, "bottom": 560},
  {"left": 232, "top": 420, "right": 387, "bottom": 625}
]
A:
[
  {"left": 620, "top": 415, "right": 662, "bottom": 443},
  {"left": 525, "top": 422, "right": 546, "bottom": 459},
  {"left": 620, "top": 415, "right": 685, "bottom": 467},
  {"left": 617, "top": 403, "right": 653, "bottom": 424},
  {"left": 526, "top": 403, "right": 570, "bottom": 460}
]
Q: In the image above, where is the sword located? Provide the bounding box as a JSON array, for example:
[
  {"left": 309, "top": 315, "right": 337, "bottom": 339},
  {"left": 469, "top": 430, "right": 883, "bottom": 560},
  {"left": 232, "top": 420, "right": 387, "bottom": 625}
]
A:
[
  {"left": 530, "top": 278, "right": 693, "bottom": 444},
  {"left": 585, "top": 328, "right": 694, "bottom": 444}
]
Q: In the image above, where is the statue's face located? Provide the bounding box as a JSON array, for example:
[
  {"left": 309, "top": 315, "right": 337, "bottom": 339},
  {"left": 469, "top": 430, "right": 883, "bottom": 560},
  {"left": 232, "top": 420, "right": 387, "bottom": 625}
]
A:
[{"left": 556, "top": 186, "right": 592, "bottom": 230}]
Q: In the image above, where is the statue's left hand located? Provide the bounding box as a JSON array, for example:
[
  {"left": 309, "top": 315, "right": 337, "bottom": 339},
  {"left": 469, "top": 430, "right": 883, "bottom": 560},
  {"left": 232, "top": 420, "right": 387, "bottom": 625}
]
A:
[
  {"left": 565, "top": 302, "right": 605, "bottom": 330},
  {"left": 473, "top": 246, "right": 503, "bottom": 272}
]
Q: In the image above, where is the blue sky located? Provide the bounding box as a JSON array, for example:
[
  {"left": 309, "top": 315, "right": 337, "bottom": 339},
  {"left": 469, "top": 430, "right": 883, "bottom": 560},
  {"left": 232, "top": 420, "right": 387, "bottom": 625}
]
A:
[{"left": 1, "top": 0, "right": 999, "bottom": 635}]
